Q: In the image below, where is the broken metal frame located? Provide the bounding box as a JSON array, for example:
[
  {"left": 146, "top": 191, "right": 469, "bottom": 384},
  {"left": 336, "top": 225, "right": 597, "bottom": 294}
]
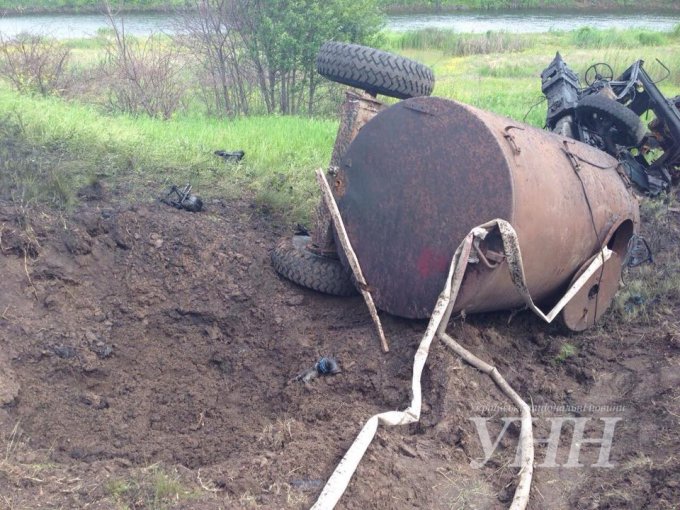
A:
[
  {"left": 542, "top": 55, "right": 680, "bottom": 194},
  {"left": 160, "top": 184, "right": 203, "bottom": 212}
]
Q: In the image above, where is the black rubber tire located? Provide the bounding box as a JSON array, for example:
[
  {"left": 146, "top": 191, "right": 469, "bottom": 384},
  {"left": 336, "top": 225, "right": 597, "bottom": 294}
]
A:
[
  {"left": 271, "top": 235, "right": 358, "bottom": 297},
  {"left": 316, "top": 41, "right": 435, "bottom": 100},
  {"left": 575, "top": 94, "right": 646, "bottom": 147}
]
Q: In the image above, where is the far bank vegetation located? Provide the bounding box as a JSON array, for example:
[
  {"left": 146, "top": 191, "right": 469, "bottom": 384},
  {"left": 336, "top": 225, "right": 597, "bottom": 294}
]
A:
[{"left": 0, "top": 0, "right": 382, "bottom": 118}]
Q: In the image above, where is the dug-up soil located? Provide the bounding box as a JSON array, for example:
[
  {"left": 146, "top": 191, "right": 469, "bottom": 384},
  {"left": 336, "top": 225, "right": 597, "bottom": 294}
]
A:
[{"left": 0, "top": 186, "right": 679, "bottom": 510}]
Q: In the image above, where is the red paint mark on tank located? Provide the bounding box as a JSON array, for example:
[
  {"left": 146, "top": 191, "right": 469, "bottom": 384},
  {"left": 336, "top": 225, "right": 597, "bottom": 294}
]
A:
[{"left": 416, "top": 248, "right": 450, "bottom": 278}]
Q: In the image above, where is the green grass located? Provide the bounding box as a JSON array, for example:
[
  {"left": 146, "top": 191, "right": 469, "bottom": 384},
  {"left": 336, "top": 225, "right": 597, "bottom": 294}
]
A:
[
  {"left": 554, "top": 342, "right": 577, "bottom": 364},
  {"left": 105, "top": 464, "right": 195, "bottom": 510},
  {"left": 385, "top": 27, "right": 680, "bottom": 126},
  {"left": 0, "top": 89, "right": 336, "bottom": 223},
  {"left": 570, "top": 26, "right": 669, "bottom": 48},
  {"left": 2, "top": 26, "right": 680, "bottom": 222},
  {"left": 385, "top": 28, "right": 532, "bottom": 56}
]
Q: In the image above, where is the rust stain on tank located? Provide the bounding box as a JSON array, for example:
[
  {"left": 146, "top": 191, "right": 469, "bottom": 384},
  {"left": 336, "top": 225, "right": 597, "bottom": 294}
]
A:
[
  {"left": 334, "top": 174, "right": 347, "bottom": 197},
  {"left": 333, "top": 96, "right": 639, "bottom": 320}
]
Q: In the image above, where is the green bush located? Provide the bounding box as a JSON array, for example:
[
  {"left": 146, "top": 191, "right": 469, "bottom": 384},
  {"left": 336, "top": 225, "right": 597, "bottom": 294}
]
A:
[
  {"left": 571, "top": 27, "right": 669, "bottom": 49},
  {"left": 637, "top": 31, "right": 664, "bottom": 46}
]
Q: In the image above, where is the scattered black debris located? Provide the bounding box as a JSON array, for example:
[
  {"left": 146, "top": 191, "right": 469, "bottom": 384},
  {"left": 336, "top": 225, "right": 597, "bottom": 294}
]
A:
[
  {"left": 160, "top": 184, "right": 203, "bottom": 212},
  {"left": 294, "top": 223, "right": 309, "bottom": 236},
  {"left": 624, "top": 294, "right": 646, "bottom": 313},
  {"left": 624, "top": 235, "right": 653, "bottom": 267},
  {"left": 53, "top": 345, "right": 76, "bottom": 359},
  {"left": 294, "top": 356, "right": 341, "bottom": 384},
  {"left": 77, "top": 180, "right": 107, "bottom": 202},
  {"left": 79, "top": 393, "right": 109, "bottom": 410},
  {"left": 619, "top": 152, "right": 667, "bottom": 197},
  {"left": 316, "top": 356, "right": 341, "bottom": 375},
  {"left": 214, "top": 150, "right": 245, "bottom": 162}
]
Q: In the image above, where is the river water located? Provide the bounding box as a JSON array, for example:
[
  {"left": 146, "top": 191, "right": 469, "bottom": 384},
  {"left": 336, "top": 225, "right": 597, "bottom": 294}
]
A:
[{"left": 0, "top": 9, "right": 677, "bottom": 39}]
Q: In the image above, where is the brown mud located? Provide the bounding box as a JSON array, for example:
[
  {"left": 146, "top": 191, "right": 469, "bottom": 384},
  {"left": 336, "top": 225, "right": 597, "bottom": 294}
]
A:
[{"left": 0, "top": 188, "right": 679, "bottom": 509}]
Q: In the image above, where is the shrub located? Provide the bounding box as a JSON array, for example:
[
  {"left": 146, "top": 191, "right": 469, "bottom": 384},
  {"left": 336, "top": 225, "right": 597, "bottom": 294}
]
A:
[
  {"left": 637, "top": 32, "right": 663, "bottom": 47},
  {"left": 0, "top": 33, "right": 70, "bottom": 96},
  {"left": 99, "top": 6, "right": 187, "bottom": 119}
]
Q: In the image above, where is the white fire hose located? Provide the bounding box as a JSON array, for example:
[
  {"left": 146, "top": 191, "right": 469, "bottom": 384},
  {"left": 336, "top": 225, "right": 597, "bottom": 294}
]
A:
[{"left": 312, "top": 169, "right": 611, "bottom": 510}]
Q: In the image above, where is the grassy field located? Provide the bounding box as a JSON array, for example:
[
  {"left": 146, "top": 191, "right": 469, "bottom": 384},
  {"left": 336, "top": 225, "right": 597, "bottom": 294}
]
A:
[
  {"left": 385, "top": 27, "right": 680, "bottom": 125},
  {"left": 2, "top": 26, "right": 680, "bottom": 225},
  {"left": 0, "top": 90, "right": 336, "bottom": 222}
]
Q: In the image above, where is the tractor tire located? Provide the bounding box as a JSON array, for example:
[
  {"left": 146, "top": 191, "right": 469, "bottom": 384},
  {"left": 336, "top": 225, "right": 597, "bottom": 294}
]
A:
[
  {"left": 271, "top": 235, "right": 358, "bottom": 297},
  {"left": 316, "top": 41, "right": 435, "bottom": 100},
  {"left": 575, "top": 94, "right": 646, "bottom": 147}
]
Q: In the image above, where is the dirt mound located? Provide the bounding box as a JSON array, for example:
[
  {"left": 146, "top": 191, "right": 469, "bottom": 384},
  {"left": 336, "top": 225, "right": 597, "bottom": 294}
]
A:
[{"left": 1, "top": 192, "right": 679, "bottom": 509}]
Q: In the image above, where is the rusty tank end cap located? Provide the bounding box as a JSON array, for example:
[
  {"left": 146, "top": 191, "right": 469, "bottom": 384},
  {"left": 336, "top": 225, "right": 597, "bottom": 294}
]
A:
[
  {"left": 561, "top": 252, "right": 623, "bottom": 332},
  {"left": 334, "top": 96, "right": 514, "bottom": 319}
]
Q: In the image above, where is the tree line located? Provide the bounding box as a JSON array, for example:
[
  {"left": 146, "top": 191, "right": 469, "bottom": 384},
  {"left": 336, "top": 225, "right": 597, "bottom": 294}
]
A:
[{"left": 0, "top": 0, "right": 383, "bottom": 117}]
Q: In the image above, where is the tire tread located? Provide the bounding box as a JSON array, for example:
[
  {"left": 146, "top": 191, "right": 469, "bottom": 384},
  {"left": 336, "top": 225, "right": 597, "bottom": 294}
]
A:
[
  {"left": 576, "top": 94, "right": 646, "bottom": 146},
  {"left": 316, "top": 41, "right": 435, "bottom": 99},
  {"left": 271, "top": 236, "right": 357, "bottom": 297}
]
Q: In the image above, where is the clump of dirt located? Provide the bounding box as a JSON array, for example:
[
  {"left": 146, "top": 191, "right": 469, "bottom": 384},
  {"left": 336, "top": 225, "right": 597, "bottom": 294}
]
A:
[{"left": 1, "top": 189, "right": 679, "bottom": 509}]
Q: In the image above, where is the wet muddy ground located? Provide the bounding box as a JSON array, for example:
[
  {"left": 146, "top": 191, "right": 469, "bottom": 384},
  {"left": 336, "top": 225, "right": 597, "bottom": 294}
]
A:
[{"left": 0, "top": 188, "right": 679, "bottom": 509}]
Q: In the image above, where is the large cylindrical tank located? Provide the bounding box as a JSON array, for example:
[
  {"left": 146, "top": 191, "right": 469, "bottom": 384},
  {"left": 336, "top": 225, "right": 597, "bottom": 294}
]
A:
[{"left": 332, "top": 96, "right": 639, "bottom": 319}]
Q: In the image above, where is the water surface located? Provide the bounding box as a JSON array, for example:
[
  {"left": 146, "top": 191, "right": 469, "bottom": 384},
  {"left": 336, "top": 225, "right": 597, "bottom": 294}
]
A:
[{"left": 0, "top": 9, "right": 677, "bottom": 38}]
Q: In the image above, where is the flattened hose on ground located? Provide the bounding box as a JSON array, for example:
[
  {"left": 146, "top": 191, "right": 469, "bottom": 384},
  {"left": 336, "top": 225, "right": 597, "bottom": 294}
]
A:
[{"left": 311, "top": 176, "right": 615, "bottom": 509}]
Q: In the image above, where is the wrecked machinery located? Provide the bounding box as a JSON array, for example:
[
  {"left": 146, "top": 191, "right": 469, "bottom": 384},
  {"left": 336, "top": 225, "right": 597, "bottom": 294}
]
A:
[
  {"left": 272, "top": 42, "right": 649, "bottom": 331},
  {"left": 542, "top": 53, "right": 680, "bottom": 195}
]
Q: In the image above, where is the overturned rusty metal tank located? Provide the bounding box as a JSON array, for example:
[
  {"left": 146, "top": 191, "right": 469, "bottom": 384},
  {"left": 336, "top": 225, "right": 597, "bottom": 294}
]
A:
[{"left": 332, "top": 96, "right": 639, "bottom": 328}]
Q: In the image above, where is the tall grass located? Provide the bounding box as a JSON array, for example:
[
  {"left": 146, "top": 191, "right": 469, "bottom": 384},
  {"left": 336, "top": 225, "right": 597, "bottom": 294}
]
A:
[
  {"left": 0, "top": 88, "right": 336, "bottom": 222},
  {"left": 386, "top": 28, "right": 531, "bottom": 56},
  {"left": 2, "top": 26, "right": 679, "bottom": 220},
  {"left": 388, "top": 25, "right": 680, "bottom": 54},
  {"left": 570, "top": 26, "right": 670, "bottom": 48}
]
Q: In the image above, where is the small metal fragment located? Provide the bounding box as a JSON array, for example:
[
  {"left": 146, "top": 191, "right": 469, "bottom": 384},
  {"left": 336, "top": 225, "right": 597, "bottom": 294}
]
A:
[
  {"left": 624, "top": 235, "right": 653, "bottom": 267},
  {"left": 315, "top": 356, "right": 341, "bottom": 375},
  {"left": 214, "top": 150, "right": 244, "bottom": 162},
  {"left": 294, "top": 356, "right": 341, "bottom": 384},
  {"left": 160, "top": 184, "right": 203, "bottom": 212}
]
